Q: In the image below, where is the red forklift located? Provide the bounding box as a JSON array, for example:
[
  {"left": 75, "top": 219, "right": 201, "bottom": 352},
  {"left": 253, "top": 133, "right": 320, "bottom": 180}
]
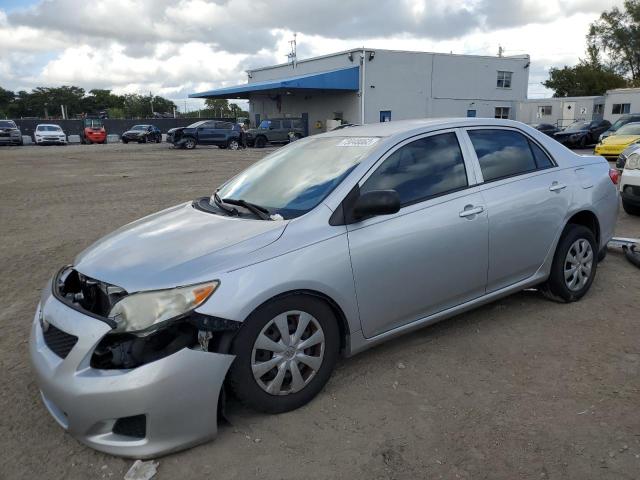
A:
[{"left": 80, "top": 115, "right": 107, "bottom": 144}]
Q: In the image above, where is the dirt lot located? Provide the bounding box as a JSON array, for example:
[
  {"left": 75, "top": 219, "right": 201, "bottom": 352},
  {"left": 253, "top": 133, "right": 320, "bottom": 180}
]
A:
[{"left": 1, "top": 143, "right": 639, "bottom": 480}]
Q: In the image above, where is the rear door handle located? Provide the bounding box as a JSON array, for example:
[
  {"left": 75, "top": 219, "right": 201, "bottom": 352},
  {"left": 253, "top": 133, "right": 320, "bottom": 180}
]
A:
[
  {"left": 549, "top": 182, "right": 567, "bottom": 192},
  {"left": 459, "top": 205, "right": 484, "bottom": 218}
]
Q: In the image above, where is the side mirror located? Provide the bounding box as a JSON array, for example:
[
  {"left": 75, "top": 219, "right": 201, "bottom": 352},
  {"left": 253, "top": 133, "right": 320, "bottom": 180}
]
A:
[{"left": 353, "top": 190, "right": 400, "bottom": 219}]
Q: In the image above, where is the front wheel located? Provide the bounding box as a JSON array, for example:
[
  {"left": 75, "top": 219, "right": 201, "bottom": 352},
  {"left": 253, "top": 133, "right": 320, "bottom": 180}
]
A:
[
  {"left": 542, "top": 225, "right": 597, "bottom": 302},
  {"left": 183, "top": 137, "right": 196, "bottom": 149},
  {"left": 228, "top": 295, "right": 340, "bottom": 414},
  {"left": 623, "top": 199, "right": 640, "bottom": 216},
  {"left": 122, "top": 138, "right": 128, "bottom": 144},
  {"left": 254, "top": 136, "right": 267, "bottom": 148},
  {"left": 228, "top": 139, "right": 240, "bottom": 150}
]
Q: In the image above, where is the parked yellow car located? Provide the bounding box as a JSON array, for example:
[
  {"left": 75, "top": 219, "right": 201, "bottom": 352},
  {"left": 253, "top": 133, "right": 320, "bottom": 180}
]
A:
[{"left": 594, "top": 122, "right": 640, "bottom": 161}]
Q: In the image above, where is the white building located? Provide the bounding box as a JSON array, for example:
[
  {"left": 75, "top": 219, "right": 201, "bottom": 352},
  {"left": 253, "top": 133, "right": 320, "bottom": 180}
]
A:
[
  {"left": 516, "top": 96, "right": 605, "bottom": 127},
  {"left": 603, "top": 88, "right": 640, "bottom": 123},
  {"left": 191, "top": 48, "right": 530, "bottom": 135}
]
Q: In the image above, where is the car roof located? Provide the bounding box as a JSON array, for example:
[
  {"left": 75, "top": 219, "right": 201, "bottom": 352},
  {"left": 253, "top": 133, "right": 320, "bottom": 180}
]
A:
[
  {"left": 322, "top": 118, "right": 530, "bottom": 139},
  {"left": 36, "top": 123, "right": 62, "bottom": 127}
]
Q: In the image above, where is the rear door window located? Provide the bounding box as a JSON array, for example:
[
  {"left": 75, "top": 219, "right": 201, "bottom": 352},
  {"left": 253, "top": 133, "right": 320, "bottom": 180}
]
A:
[
  {"left": 467, "top": 129, "right": 538, "bottom": 182},
  {"left": 361, "top": 132, "right": 468, "bottom": 206}
]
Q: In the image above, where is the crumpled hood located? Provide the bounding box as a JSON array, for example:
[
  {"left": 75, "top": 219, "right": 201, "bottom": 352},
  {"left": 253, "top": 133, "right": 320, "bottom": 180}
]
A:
[{"left": 74, "top": 202, "right": 287, "bottom": 292}]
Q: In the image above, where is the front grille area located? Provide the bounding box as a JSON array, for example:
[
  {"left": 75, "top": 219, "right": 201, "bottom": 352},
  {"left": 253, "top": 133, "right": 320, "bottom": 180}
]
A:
[
  {"left": 113, "top": 414, "right": 146, "bottom": 438},
  {"left": 43, "top": 324, "right": 78, "bottom": 359}
]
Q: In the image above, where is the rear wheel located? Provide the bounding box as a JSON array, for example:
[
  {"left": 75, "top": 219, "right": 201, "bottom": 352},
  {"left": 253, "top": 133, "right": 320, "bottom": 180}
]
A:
[
  {"left": 542, "top": 224, "right": 597, "bottom": 302},
  {"left": 622, "top": 200, "right": 640, "bottom": 216},
  {"left": 228, "top": 295, "right": 340, "bottom": 414},
  {"left": 255, "top": 136, "right": 267, "bottom": 148},
  {"left": 122, "top": 138, "right": 129, "bottom": 144}
]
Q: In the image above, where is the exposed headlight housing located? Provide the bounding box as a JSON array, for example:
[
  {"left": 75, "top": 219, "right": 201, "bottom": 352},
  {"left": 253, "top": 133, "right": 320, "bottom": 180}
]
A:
[
  {"left": 108, "top": 281, "right": 219, "bottom": 333},
  {"left": 626, "top": 153, "right": 640, "bottom": 170}
]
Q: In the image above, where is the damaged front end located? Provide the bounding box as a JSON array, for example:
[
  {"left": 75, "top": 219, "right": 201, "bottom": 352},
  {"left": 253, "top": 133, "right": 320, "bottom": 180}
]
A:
[{"left": 29, "top": 266, "right": 240, "bottom": 458}]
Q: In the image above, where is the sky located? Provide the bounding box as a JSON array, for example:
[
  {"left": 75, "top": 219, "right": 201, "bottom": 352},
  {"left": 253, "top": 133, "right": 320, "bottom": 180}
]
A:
[{"left": 0, "top": 0, "right": 625, "bottom": 112}]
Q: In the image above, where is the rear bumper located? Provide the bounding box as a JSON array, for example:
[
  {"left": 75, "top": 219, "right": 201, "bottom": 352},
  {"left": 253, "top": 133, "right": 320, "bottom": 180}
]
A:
[{"left": 29, "top": 287, "right": 234, "bottom": 458}]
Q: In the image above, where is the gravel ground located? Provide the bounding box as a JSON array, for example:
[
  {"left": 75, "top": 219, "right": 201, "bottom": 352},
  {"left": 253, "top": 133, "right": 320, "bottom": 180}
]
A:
[{"left": 0, "top": 143, "right": 639, "bottom": 480}]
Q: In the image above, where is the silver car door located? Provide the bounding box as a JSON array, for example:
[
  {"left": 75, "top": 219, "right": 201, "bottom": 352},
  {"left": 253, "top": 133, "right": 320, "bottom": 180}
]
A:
[
  {"left": 346, "top": 130, "right": 489, "bottom": 339},
  {"left": 463, "top": 127, "right": 573, "bottom": 292}
]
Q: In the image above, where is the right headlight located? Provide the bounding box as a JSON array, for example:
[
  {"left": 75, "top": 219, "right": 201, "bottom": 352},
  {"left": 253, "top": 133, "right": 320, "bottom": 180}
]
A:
[
  {"left": 108, "top": 281, "right": 219, "bottom": 333},
  {"left": 626, "top": 153, "right": 640, "bottom": 170}
]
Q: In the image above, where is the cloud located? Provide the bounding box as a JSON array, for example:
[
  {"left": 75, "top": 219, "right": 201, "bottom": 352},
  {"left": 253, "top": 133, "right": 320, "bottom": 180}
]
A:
[{"left": 0, "top": 0, "right": 627, "bottom": 103}]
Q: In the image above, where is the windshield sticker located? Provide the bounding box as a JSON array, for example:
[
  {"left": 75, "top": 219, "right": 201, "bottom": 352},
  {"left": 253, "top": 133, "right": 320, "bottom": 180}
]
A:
[{"left": 337, "top": 137, "right": 380, "bottom": 147}]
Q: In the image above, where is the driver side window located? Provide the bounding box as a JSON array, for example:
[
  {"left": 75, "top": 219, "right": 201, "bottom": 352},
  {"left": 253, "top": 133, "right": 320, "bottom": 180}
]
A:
[{"left": 361, "top": 132, "right": 468, "bottom": 206}]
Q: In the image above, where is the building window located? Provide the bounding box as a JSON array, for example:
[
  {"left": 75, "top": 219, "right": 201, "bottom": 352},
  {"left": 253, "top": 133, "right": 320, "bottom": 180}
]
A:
[
  {"left": 380, "top": 110, "right": 391, "bottom": 122},
  {"left": 594, "top": 104, "right": 604, "bottom": 115},
  {"left": 538, "top": 105, "right": 552, "bottom": 116},
  {"left": 497, "top": 71, "right": 512, "bottom": 89},
  {"left": 612, "top": 103, "right": 630, "bottom": 115},
  {"left": 495, "top": 107, "right": 510, "bottom": 119},
  {"left": 467, "top": 109, "right": 477, "bottom": 117}
]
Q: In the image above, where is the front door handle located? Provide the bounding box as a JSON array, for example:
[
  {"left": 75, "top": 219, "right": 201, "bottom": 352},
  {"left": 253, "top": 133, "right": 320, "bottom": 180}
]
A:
[
  {"left": 459, "top": 205, "right": 484, "bottom": 218},
  {"left": 549, "top": 182, "right": 567, "bottom": 192}
]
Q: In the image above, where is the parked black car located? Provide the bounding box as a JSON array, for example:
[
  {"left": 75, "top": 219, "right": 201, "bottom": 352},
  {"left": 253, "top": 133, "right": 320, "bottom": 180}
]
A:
[
  {"left": 246, "top": 118, "right": 305, "bottom": 147},
  {"left": 531, "top": 123, "right": 561, "bottom": 137},
  {"left": 553, "top": 119, "right": 611, "bottom": 148},
  {"left": 599, "top": 113, "right": 640, "bottom": 142},
  {"left": 0, "top": 120, "right": 23, "bottom": 146},
  {"left": 121, "top": 124, "right": 162, "bottom": 144},
  {"left": 168, "top": 120, "right": 240, "bottom": 149}
]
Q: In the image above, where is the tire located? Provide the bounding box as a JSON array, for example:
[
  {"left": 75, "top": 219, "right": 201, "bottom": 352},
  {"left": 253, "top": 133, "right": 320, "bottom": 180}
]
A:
[
  {"left": 156, "top": 135, "right": 161, "bottom": 143},
  {"left": 542, "top": 224, "right": 597, "bottom": 303},
  {"left": 622, "top": 199, "right": 640, "bottom": 216},
  {"left": 255, "top": 136, "right": 267, "bottom": 148},
  {"left": 183, "top": 137, "right": 197, "bottom": 149},
  {"left": 228, "top": 295, "right": 340, "bottom": 414},
  {"left": 122, "top": 138, "right": 128, "bottom": 144},
  {"left": 579, "top": 136, "right": 587, "bottom": 148},
  {"left": 227, "top": 138, "right": 240, "bottom": 150}
]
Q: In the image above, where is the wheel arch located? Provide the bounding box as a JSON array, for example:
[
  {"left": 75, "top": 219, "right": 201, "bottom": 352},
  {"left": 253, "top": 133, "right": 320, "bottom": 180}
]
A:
[
  {"left": 565, "top": 209, "right": 601, "bottom": 249},
  {"left": 241, "top": 289, "right": 351, "bottom": 355}
]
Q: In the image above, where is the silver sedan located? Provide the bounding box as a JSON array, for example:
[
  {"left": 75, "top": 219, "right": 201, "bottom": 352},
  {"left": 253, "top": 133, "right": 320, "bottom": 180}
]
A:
[{"left": 30, "top": 118, "right": 619, "bottom": 457}]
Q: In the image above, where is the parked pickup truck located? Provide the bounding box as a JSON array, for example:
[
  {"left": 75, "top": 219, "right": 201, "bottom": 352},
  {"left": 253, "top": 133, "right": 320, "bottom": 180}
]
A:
[
  {"left": 246, "top": 118, "right": 305, "bottom": 147},
  {"left": 168, "top": 120, "right": 240, "bottom": 149}
]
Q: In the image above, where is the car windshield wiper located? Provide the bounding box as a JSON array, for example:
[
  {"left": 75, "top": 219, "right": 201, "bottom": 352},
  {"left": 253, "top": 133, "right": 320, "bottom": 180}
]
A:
[
  {"left": 212, "top": 191, "right": 238, "bottom": 216},
  {"left": 220, "top": 198, "right": 271, "bottom": 220}
]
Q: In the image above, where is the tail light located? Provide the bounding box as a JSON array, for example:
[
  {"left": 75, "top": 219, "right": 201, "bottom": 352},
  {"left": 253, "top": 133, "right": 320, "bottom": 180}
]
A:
[{"left": 609, "top": 168, "right": 619, "bottom": 185}]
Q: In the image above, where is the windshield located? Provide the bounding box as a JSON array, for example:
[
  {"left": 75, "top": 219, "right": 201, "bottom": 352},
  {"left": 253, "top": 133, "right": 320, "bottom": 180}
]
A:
[
  {"left": 131, "top": 125, "right": 148, "bottom": 130},
  {"left": 615, "top": 123, "right": 640, "bottom": 136},
  {"left": 187, "top": 121, "right": 207, "bottom": 128},
  {"left": 215, "top": 136, "right": 381, "bottom": 219},
  {"left": 564, "top": 121, "right": 589, "bottom": 132},
  {"left": 610, "top": 117, "right": 640, "bottom": 132},
  {"left": 258, "top": 120, "right": 271, "bottom": 129},
  {"left": 0, "top": 120, "right": 17, "bottom": 128},
  {"left": 37, "top": 125, "right": 62, "bottom": 132}
]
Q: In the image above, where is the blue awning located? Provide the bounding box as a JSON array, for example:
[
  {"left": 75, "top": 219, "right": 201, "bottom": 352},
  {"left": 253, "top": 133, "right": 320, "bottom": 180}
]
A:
[{"left": 189, "top": 66, "right": 360, "bottom": 99}]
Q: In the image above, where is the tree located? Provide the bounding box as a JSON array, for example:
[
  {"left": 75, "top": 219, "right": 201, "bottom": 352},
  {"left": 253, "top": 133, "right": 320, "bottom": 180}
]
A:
[
  {"left": 204, "top": 98, "right": 231, "bottom": 116},
  {"left": 588, "top": 0, "right": 640, "bottom": 84},
  {"left": 0, "top": 87, "right": 14, "bottom": 114},
  {"left": 543, "top": 46, "right": 627, "bottom": 97}
]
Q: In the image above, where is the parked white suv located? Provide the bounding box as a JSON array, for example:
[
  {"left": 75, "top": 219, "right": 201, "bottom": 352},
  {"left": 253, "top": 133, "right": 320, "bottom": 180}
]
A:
[
  {"left": 620, "top": 152, "right": 640, "bottom": 215},
  {"left": 34, "top": 124, "right": 67, "bottom": 145}
]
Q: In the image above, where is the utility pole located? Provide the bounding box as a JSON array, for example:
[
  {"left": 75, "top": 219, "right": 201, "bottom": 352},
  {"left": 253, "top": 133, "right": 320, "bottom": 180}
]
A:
[
  {"left": 150, "top": 91, "right": 154, "bottom": 116},
  {"left": 287, "top": 33, "right": 297, "bottom": 68},
  {"left": 498, "top": 45, "right": 504, "bottom": 57}
]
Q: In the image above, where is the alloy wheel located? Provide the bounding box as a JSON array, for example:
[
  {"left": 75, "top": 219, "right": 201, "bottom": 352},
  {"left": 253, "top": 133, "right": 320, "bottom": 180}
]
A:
[
  {"left": 564, "top": 238, "right": 593, "bottom": 291},
  {"left": 251, "top": 310, "right": 325, "bottom": 396}
]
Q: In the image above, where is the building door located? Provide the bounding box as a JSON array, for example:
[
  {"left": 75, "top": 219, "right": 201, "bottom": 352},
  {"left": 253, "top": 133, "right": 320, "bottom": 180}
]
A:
[
  {"left": 254, "top": 114, "right": 261, "bottom": 129},
  {"left": 379, "top": 110, "right": 391, "bottom": 122},
  {"left": 561, "top": 101, "right": 576, "bottom": 127}
]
